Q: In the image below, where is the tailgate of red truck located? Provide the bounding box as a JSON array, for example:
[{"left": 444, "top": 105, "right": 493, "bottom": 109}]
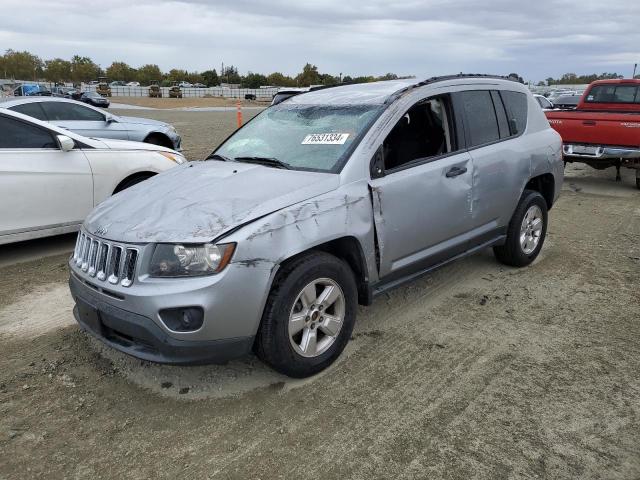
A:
[{"left": 545, "top": 111, "right": 640, "bottom": 147}]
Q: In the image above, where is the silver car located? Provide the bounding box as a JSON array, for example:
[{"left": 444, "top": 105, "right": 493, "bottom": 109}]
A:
[
  {"left": 69, "top": 75, "right": 563, "bottom": 377},
  {"left": 0, "top": 97, "right": 181, "bottom": 150}
]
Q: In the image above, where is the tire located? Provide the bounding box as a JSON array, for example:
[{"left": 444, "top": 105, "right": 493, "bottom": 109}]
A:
[
  {"left": 493, "top": 189, "right": 548, "bottom": 267},
  {"left": 255, "top": 251, "right": 358, "bottom": 378}
]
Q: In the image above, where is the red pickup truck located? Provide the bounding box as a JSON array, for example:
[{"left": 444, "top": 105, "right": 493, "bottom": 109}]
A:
[{"left": 545, "top": 79, "right": 640, "bottom": 189}]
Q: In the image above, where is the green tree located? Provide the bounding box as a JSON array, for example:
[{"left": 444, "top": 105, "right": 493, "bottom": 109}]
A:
[
  {"left": 242, "top": 72, "right": 267, "bottom": 89},
  {"left": 507, "top": 72, "right": 525, "bottom": 83},
  {"left": 266, "top": 72, "right": 295, "bottom": 87},
  {"left": 0, "top": 49, "right": 44, "bottom": 80},
  {"left": 106, "top": 61, "right": 137, "bottom": 82},
  {"left": 202, "top": 69, "right": 219, "bottom": 86},
  {"left": 166, "top": 68, "right": 188, "bottom": 83},
  {"left": 70, "top": 55, "right": 101, "bottom": 83},
  {"left": 136, "top": 64, "right": 163, "bottom": 86},
  {"left": 44, "top": 58, "right": 72, "bottom": 82},
  {"left": 221, "top": 65, "right": 241, "bottom": 84},
  {"left": 295, "top": 63, "right": 321, "bottom": 87}
]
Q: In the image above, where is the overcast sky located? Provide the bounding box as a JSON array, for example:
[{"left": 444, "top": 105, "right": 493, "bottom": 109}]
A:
[{"left": 1, "top": 0, "right": 638, "bottom": 81}]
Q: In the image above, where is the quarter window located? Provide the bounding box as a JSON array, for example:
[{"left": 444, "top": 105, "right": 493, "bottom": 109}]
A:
[
  {"left": 0, "top": 115, "right": 58, "bottom": 149},
  {"left": 500, "top": 91, "right": 528, "bottom": 135},
  {"left": 40, "top": 102, "right": 105, "bottom": 121}
]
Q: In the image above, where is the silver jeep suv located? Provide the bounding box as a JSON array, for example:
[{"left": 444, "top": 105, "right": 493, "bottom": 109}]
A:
[{"left": 69, "top": 75, "right": 563, "bottom": 377}]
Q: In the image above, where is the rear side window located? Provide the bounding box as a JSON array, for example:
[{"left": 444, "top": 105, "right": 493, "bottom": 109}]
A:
[
  {"left": 585, "top": 85, "right": 639, "bottom": 104},
  {"left": 0, "top": 115, "right": 58, "bottom": 149},
  {"left": 500, "top": 91, "right": 528, "bottom": 135},
  {"left": 457, "top": 91, "right": 500, "bottom": 147},
  {"left": 9, "top": 102, "right": 48, "bottom": 121},
  {"left": 40, "top": 102, "right": 105, "bottom": 121}
]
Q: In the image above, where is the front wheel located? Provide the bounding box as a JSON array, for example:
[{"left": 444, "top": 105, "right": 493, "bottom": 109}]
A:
[
  {"left": 494, "top": 189, "right": 548, "bottom": 267},
  {"left": 255, "top": 252, "right": 357, "bottom": 378}
]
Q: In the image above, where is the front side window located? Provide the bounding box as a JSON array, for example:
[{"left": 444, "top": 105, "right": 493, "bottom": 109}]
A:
[
  {"left": 382, "top": 97, "right": 453, "bottom": 171},
  {"left": 0, "top": 115, "right": 58, "bottom": 149},
  {"left": 40, "top": 102, "right": 105, "bottom": 121},
  {"left": 214, "top": 104, "right": 382, "bottom": 172}
]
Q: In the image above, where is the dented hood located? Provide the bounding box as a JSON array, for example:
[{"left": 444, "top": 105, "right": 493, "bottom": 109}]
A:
[{"left": 84, "top": 161, "right": 340, "bottom": 243}]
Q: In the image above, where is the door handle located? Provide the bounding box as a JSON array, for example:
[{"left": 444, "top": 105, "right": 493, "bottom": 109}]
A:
[
  {"left": 582, "top": 120, "right": 596, "bottom": 126},
  {"left": 446, "top": 166, "right": 467, "bottom": 178}
]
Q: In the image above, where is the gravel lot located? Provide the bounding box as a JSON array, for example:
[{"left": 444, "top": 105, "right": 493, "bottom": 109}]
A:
[
  {"left": 111, "top": 107, "right": 263, "bottom": 160},
  {"left": 0, "top": 108, "right": 639, "bottom": 479}
]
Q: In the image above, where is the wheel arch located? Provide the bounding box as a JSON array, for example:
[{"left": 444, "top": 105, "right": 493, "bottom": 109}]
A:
[
  {"left": 524, "top": 173, "right": 555, "bottom": 210},
  {"left": 113, "top": 171, "right": 156, "bottom": 194},
  {"left": 143, "top": 132, "right": 173, "bottom": 149},
  {"left": 277, "top": 236, "right": 372, "bottom": 306}
]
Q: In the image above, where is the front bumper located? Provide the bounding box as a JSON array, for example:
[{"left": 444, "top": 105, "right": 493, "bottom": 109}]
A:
[{"left": 69, "top": 274, "right": 254, "bottom": 364}]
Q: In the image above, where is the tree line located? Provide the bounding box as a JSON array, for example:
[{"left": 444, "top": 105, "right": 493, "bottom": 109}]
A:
[
  {"left": 0, "top": 50, "right": 407, "bottom": 88},
  {"left": 540, "top": 72, "right": 632, "bottom": 86}
]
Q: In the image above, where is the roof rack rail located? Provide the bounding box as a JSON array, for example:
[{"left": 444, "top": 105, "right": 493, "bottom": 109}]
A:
[{"left": 386, "top": 73, "right": 519, "bottom": 104}]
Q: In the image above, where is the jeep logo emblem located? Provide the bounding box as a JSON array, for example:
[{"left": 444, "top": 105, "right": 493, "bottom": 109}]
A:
[{"left": 95, "top": 226, "right": 108, "bottom": 236}]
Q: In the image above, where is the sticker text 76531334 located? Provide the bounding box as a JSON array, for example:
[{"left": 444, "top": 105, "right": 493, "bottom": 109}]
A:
[{"left": 302, "top": 133, "right": 350, "bottom": 145}]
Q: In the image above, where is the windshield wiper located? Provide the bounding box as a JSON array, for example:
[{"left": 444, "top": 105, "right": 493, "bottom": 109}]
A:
[
  {"left": 234, "top": 156, "right": 292, "bottom": 170},
  {"left": 206, "top": 153, "right": 232, "bottom": 162}
]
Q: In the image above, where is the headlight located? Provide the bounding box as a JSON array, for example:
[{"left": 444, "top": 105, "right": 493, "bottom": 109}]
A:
[
  {"left": 168, "top": 125, "right": 177, "bottom": 134},
  {"left": 157, "top": 151, "right": 186, "bottom": 164},
  {"left": 149, "top": 243, "right": 236, "bottom": 277}
]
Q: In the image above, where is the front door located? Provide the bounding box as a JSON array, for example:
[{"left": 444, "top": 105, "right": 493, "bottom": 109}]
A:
[{"left": 369, "top": 95, "right": 474, "bottom": 278}]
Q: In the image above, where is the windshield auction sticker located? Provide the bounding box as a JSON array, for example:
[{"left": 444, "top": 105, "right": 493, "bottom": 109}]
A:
[{"left": 302, "top": 133, "right": 350, "bottom": 145}]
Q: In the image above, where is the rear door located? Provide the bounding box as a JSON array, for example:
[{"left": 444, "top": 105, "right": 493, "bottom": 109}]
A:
[
  {"left": 452, "top": 89, "right": 529, "bottom": 234},
  {"left": 37, "top": 101, "right": 128, "bottom": 140},
  {"left": 0, "top": 114, "right": 93, "bottom": 237},
  {"left": 369, "top": 95, "right": 474, "bottom": 278}
]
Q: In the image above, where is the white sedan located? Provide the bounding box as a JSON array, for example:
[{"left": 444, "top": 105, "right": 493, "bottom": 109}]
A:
[{"left": 0, "top": 108, "right": 186, "bottom": 245}]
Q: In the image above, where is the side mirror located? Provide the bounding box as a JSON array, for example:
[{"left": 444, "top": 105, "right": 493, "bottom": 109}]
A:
[
  {"left": 57, "top": 135, "right": 75, "bottom": 152},
  {"left": 105, "top": 114, "right": 116, "bottom": 123}
]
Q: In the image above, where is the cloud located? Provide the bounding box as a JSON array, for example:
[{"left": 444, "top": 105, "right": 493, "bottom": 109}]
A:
[{"left": 1, "top": 0, "right": 638, "bottom": 80}]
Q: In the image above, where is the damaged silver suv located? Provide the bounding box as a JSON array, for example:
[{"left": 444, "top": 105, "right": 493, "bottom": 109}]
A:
[{"left": 69, "top": 75, "right": 563, "bottom": 377}]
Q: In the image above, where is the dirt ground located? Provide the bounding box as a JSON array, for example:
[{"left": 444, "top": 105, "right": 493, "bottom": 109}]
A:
[
  {"left": 0, "top": 109, "right": 639, "bottom": 479},
  {"left": 112, "top": 108, "right": 263, "bottom": 161},
  {"left": 110, "top": 96, "right": 270, "bottom": 109}
]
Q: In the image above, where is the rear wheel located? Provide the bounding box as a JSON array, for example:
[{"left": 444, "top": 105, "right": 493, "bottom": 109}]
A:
[
  {"left": 636, "top": 170, "right": 640, "bottom": 190},
  {"left": 255, "top": 252, "right": 357, "bottom": 378},
  {"left": 494, "top": 190, "right": 548, "bottom": 267}
]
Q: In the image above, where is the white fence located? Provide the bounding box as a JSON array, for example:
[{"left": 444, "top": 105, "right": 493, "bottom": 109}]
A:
[
  {"left": 0, "top": 79, "right": 279, "bottom": 100},
  {"left": 85, "top": 85, "right": 279, "bottom": 100}
]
